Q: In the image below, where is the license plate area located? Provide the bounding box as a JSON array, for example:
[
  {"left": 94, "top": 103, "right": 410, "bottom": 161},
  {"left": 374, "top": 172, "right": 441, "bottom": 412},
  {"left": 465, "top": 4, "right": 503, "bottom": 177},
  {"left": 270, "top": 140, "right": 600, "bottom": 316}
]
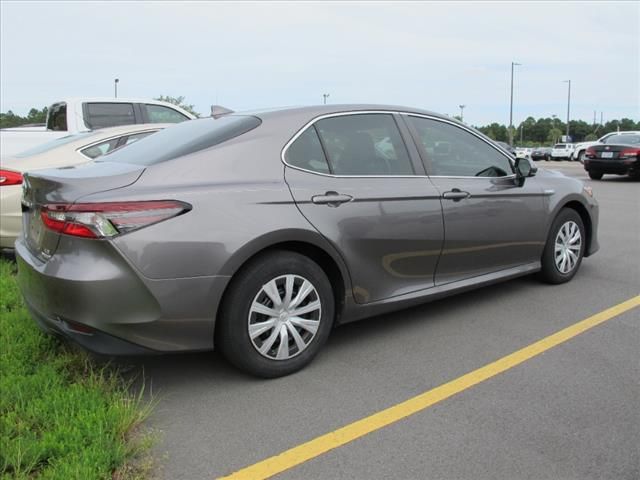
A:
[{"left": 601, "top": 151, "right": 614, "bottom": 158}]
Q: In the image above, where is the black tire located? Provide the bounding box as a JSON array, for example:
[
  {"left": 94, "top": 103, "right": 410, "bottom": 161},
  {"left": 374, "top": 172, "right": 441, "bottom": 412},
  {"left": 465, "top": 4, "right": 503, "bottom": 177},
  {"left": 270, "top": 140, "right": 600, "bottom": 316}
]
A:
[
  {"left": 539, "top": 209, "right": 586, "bottom": 284},
  {"left": 216, "top": 250, "right": 334, "bottom": 378},
  {"left": 588, "top": 171, "right": 603, "bottom": 180},
  {"left": 578, "top": 151, "right": 585, "bottom": 163}
]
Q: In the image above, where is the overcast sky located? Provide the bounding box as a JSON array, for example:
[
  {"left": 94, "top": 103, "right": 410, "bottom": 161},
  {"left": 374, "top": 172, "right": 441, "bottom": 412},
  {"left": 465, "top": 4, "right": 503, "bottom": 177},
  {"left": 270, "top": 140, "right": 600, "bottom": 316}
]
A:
[{"left": 1, "top": 1, "right": 638, "bottom": 126}]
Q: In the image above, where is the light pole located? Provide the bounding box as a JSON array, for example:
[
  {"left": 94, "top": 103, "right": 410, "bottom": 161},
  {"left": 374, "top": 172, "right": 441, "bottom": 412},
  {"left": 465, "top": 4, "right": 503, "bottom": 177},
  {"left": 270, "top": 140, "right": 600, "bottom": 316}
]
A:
[
  {"left": 509, "top": 61, "right": 521, "bottom": 146},
  {"left": 322, "top": 93, "right": 330, "bottom": 105},
  {"left": 563, "top": 80, "right": 571, "bottom": 140},
  {"left": 114, "top": 78, "right": 119, "bottom": 98},
  {"left": 459, "top": 104, "right": 466, "bottom": 122}
]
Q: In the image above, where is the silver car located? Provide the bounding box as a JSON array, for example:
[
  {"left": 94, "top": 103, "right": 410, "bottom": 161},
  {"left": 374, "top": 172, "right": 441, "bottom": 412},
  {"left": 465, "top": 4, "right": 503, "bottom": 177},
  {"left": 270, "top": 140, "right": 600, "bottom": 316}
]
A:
[{"left": 16, "top": 105, "right": 599, "bottom": 377}]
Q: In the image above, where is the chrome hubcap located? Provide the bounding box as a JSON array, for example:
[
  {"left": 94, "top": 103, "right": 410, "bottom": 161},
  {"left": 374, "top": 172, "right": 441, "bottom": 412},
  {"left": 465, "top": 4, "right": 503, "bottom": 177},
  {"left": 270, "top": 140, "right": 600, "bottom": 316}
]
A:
[
  {"left": 554, "top": 221, "right": 582, "bottom": 274},
  {"left": 248, "top": 274, "right": 321, "bottom": 360}
]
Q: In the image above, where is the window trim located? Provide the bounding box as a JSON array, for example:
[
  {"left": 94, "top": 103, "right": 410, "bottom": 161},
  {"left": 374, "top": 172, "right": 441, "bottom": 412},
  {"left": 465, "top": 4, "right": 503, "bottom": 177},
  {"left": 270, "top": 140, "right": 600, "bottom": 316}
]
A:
[
  {"left": 281, "top": 110, "right": 515, "bottom": 179},
  {"left": 281, "top": 111, "right": 421, "bottom": 178},
  {"left": 402, "top": 113, "right": 517, "bottom": 179}
]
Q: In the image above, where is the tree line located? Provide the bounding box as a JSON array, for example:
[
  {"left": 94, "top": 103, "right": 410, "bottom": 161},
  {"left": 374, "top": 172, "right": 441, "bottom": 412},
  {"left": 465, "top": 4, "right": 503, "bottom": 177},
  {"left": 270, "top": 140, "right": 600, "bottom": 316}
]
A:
[{"left": 1, "top": 102, "right": 637, "bottom": 147}]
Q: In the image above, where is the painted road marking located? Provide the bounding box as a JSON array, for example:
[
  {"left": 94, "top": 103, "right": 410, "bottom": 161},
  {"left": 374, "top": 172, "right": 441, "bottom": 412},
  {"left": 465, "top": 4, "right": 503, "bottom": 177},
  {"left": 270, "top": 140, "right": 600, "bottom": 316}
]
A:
[{"left": 218, "top": 295, "right": 640, "bottom": 480}]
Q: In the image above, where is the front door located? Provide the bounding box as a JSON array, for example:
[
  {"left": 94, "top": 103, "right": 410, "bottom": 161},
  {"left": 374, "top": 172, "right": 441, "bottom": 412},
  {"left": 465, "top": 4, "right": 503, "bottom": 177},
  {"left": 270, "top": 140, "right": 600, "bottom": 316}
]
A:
[{"left": 405, "top": 115, "right": 547, "bottom": 285}]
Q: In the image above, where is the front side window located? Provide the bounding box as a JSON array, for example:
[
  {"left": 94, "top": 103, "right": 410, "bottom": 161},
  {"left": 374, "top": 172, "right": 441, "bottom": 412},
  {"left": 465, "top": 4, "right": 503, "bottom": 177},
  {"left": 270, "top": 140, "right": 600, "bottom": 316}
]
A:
[
  {"left": 85, "top": 103, "right": 135, "bottom": 129},
  {"left": 285, "top": 127, "right": 330, "bottom": 174},
  {"left": 314, "top": 114, "right": 414, "bottom": 175},
  {"left": 409, "top": 116, "right": 512, "bottom": 177},
  {"left": 144, "top": 104, "right": 189, "bottom": 124}
]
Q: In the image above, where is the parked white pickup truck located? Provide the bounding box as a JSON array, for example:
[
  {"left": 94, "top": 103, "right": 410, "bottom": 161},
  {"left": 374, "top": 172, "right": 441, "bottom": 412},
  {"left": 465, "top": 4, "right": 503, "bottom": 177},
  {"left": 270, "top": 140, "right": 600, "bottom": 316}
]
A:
[{"left": 0, "top": 97, "right": 196, "bottom": 157}]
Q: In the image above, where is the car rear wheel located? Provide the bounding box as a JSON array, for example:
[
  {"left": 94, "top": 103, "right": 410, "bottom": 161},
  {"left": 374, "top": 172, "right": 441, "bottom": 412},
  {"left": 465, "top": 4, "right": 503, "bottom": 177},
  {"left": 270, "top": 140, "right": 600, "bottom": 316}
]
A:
[
  {"left": 217, "top": 251, "right": 334, "bottom": 378},
  {"left": 578, "top": 151, "right": 585, "bottom": 163},
  {"left": 539, "top": 209, "right": 585, "bottom": 284},
  {"left": 588, "top": 171, "right": 603, "bottom": 180}
]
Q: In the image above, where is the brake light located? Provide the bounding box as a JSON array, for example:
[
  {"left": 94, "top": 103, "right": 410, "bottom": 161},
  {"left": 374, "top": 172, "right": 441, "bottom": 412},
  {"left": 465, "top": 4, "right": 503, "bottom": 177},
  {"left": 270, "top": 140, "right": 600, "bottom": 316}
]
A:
[
  {"left": 0, "top": 169, "right": 22, "bottom": 186},
  {"left": 585, "top": 147, "right": 597, "bottom": 159},
  {"left": 40, "top": 200, "right": 191, "bottom": 239},
  {"left": 620, "top": 147, "right": 640, "bottom": 158}
]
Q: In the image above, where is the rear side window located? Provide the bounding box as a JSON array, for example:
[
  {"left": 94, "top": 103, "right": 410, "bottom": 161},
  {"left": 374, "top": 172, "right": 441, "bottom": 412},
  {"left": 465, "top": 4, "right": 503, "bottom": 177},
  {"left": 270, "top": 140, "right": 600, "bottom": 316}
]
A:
[
  {"left": 314, "top": 114, "right": 414, "bottom": 175},
  {"left": 46, "top": 102, "right": 67, "bottom": 131},
  {"left": 285, "top": 127, "right": 330, "bottom": 174},
  {"left": 84, "top": 103, "right": 135, "bottom": 129},
  {"left": 99, "top": 115, "right": 261, "bottom": 166},
  {"left": 81, "top": 138, "right": 121, "bottom": 159},
  {"left": 144, "top": 104, "right": 189, "bottom": 123}
]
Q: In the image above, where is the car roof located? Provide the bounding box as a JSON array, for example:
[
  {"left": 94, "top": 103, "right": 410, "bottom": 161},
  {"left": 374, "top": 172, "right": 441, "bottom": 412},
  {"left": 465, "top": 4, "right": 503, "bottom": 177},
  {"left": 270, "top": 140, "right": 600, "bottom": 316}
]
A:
[{"left": 238, "top": 104, "right": 453, "bottom": 122}]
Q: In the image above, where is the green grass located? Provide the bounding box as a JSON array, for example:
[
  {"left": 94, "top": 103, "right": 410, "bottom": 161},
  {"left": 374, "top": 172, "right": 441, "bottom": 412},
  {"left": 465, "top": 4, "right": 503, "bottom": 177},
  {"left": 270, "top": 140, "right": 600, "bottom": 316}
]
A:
[{"left": 0, "top": 259, "right": 153, "bottom": 479}]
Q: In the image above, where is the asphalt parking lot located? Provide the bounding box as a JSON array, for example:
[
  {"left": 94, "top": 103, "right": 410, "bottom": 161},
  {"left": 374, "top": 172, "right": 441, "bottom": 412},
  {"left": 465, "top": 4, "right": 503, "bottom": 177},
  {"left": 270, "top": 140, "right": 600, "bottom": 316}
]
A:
[{"left": 129, "top": 161, "right": 639, "bottom": 480}]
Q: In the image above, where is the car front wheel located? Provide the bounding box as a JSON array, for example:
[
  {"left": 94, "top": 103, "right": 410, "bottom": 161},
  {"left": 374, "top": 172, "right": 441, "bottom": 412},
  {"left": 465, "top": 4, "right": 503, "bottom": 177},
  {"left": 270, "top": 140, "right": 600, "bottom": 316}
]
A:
[
  {"left": 217, "top": 251, "right": 334, "bottom": 378},
  {"left": 539, "top": 209, "right": 586, "bottom": 284},
  {"left": 588, "top": 171, "right": 603, "bottom": 180}
]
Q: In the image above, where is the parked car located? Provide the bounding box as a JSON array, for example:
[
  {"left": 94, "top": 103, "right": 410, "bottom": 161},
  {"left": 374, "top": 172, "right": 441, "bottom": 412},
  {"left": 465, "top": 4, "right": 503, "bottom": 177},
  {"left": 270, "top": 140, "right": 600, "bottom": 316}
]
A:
[
  {"left": 572, "top": 131, "right": 640, "bottom": 162},
  {"left": 583, "top": 133, "right": 640, "bottom": 180},
  {"left": 531, "top": 147, "right": 552, "bottom": 161},
  {"left": 514, "top": 147, "right": 533, "bottom": 159},
  {"left": 0, "top": 97, "right": 195, "bottom": 158},
  {"left": 0, "top": 124, "right": 167, "bottom": 249},
  {"left": 15, "top": 105, "right": 599, "bottom": 378},
  {"left": 550, "top": 143, "right": 575, "bottom": 161}
]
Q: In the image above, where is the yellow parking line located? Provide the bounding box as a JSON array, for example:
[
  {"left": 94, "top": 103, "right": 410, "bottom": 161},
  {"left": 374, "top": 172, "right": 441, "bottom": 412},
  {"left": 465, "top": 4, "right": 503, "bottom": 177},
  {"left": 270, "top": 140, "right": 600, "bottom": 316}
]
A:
[{"left": 218, "top": 295, "right": 640, "bottom": 480}]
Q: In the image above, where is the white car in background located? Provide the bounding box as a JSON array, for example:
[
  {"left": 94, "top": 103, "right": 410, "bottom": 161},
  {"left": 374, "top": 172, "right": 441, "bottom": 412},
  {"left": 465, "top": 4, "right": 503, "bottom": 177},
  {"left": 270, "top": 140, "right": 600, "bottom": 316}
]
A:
[
  {"left": 0, "top": 123, "right": 168, "bottom": 249},
  {"left": 0, "top": 97, "right": 195, "bottom": 158},
  {"left": 550, "top": 143, "right": 575, "bottom": 161},
  {"left": 572, "top": 131, "right": 640, "bottom": 162},
  {"left": 514, "top": 147, "right": 533, "bottom": 159}
]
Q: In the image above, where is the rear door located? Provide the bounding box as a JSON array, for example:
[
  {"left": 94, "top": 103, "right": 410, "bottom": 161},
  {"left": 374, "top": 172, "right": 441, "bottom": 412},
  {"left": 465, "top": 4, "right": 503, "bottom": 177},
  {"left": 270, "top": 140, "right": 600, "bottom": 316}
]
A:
[
  {"left": 284, "top": 112, "right": 444, "bottom": 304},
  {"left": 404, "top": 115, "right": 547, "bottom": 286}
]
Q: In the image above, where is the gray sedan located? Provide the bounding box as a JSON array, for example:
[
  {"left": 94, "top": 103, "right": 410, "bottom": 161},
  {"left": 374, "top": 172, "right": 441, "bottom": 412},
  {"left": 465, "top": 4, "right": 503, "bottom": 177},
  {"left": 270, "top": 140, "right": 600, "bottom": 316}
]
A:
[{"left": 16, "top": 105, "right": 599, "bottom": 377}]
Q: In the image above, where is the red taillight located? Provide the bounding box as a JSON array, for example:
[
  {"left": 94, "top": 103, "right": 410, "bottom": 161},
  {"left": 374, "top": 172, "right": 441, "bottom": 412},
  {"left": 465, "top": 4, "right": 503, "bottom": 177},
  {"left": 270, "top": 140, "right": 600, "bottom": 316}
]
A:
[
  {"left": 40, "top": 200, "right": 191, "bottom": 239},
  {"left": 0, "top": 169, "right": 23, "bottom": 186},
  {"left": 585, "top": 147, "right": 597, "bottom": 159},
  {"left": 620, "top": 147, "right": 640, "bottom": 158}
]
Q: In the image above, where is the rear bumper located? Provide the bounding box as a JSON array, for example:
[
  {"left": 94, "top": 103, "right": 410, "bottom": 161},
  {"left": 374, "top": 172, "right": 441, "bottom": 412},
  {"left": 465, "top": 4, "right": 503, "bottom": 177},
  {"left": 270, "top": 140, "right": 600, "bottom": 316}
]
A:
[
  {"left": 0, "top": 184, "right": 22, "bottom": 249},
  {"left": 16, "top": 236, "right": 231, "bottom": 355},
  {"left": 583, "top": 158, "right": 639, "bottom": 175}
]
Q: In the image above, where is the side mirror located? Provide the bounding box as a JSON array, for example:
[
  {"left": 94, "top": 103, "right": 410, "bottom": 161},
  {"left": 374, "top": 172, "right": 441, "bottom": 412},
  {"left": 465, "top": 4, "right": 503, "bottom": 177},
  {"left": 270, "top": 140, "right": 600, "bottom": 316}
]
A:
[{"left": 514, "top": 157, "right": 537, "bottom": 186}]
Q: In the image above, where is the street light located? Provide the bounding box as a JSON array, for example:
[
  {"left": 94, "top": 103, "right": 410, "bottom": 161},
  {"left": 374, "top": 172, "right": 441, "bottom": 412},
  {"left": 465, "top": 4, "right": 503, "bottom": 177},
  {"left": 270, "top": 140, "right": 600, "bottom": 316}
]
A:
[
  {"left": 322, "top": 93, "right": 330, "bottom": 105},
  {"left": 114, "top": 78, "right": 119, "bottom": 98},
  {"left": 563, "top": 80, "right": 571, "bottom": 140},
  {"left": 459, "top": 104, "right": 466, "bottom": 122},
  {"left": 509, "top": 61, "right": 521, "bottom": 146}
]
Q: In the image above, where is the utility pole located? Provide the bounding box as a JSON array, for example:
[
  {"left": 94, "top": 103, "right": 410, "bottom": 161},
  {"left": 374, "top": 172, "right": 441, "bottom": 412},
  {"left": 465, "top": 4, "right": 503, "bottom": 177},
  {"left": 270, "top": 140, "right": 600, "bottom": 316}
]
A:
[
  {"left": 509, "top": 61, "right": 521, "bottom": 146},
  {"left": 322, "top": 93, "right": 330, "bottom": 105},
  {"left": 600, "top": 111, "right": 603, "bottom": 126},
  {"left": 114, "top": 78, "right": 119, "bottom": 98},
  {"left": 593, "top": 110, "right": 596, "bottom": 126},
  {"left": 458, "top": 104, "right": 466, "bottom": 122},
  {"left": 563, "top": 80, "right": 571, "bottom": 140}
]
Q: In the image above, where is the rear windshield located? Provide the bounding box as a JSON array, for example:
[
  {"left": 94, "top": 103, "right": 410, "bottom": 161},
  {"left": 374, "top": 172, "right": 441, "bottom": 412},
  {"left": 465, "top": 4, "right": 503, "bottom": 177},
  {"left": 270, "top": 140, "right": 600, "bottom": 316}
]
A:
[
  {"left": 603, "top": 134, "right": 640, "bottom": 145},
  {"left": 98, "top": 115, "right": 261, "bottom": 166},
  {"left": 14, "top": 132, "right": 93, "bottom": 158}
]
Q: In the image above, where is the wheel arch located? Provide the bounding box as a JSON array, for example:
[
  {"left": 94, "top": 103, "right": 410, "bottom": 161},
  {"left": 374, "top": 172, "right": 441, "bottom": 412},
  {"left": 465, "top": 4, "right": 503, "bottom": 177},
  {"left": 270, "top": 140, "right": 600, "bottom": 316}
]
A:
[
  {"left": 557, "top": 199, "right": 594, "bottom": 257},
  {"left": 214, "top": 230, "right": 352, "bottom": 342}
]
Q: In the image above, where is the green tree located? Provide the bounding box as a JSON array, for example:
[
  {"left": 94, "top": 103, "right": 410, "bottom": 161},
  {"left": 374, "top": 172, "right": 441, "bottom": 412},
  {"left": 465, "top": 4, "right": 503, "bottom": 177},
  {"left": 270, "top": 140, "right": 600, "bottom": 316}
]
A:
[
  {"left": 548, "top": 128, "right": 563, "bottom": 144},
  {"left": 154, "top": 95, "right": 199, "bottom": 117}
]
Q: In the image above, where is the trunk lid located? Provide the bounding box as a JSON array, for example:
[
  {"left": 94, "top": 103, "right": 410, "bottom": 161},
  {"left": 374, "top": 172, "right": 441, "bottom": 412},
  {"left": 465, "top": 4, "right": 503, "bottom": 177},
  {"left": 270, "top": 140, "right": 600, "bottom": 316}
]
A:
[
  {"left": 589, "top": 144, "right": 628, "bottom": 160},
  {"left": 21, "top": 162, "right": 145, "bottom": 260}
]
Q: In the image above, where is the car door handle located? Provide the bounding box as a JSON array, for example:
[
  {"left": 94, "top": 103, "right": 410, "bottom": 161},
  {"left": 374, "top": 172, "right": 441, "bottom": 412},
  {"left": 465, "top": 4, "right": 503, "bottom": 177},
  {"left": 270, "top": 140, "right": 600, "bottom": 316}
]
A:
[
  {"left": 311, "top": 192, "right": 354, "bottom": 207},
  {"left": 442, "top": 189, "right": 471, "bottom": 201}
]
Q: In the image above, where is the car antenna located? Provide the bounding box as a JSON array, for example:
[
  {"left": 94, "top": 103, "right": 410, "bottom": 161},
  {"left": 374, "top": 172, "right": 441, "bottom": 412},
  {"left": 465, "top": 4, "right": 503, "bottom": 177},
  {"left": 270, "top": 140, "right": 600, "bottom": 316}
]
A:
[{"left": 210, "top": 105, "right": 234, "bottom": 119}]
